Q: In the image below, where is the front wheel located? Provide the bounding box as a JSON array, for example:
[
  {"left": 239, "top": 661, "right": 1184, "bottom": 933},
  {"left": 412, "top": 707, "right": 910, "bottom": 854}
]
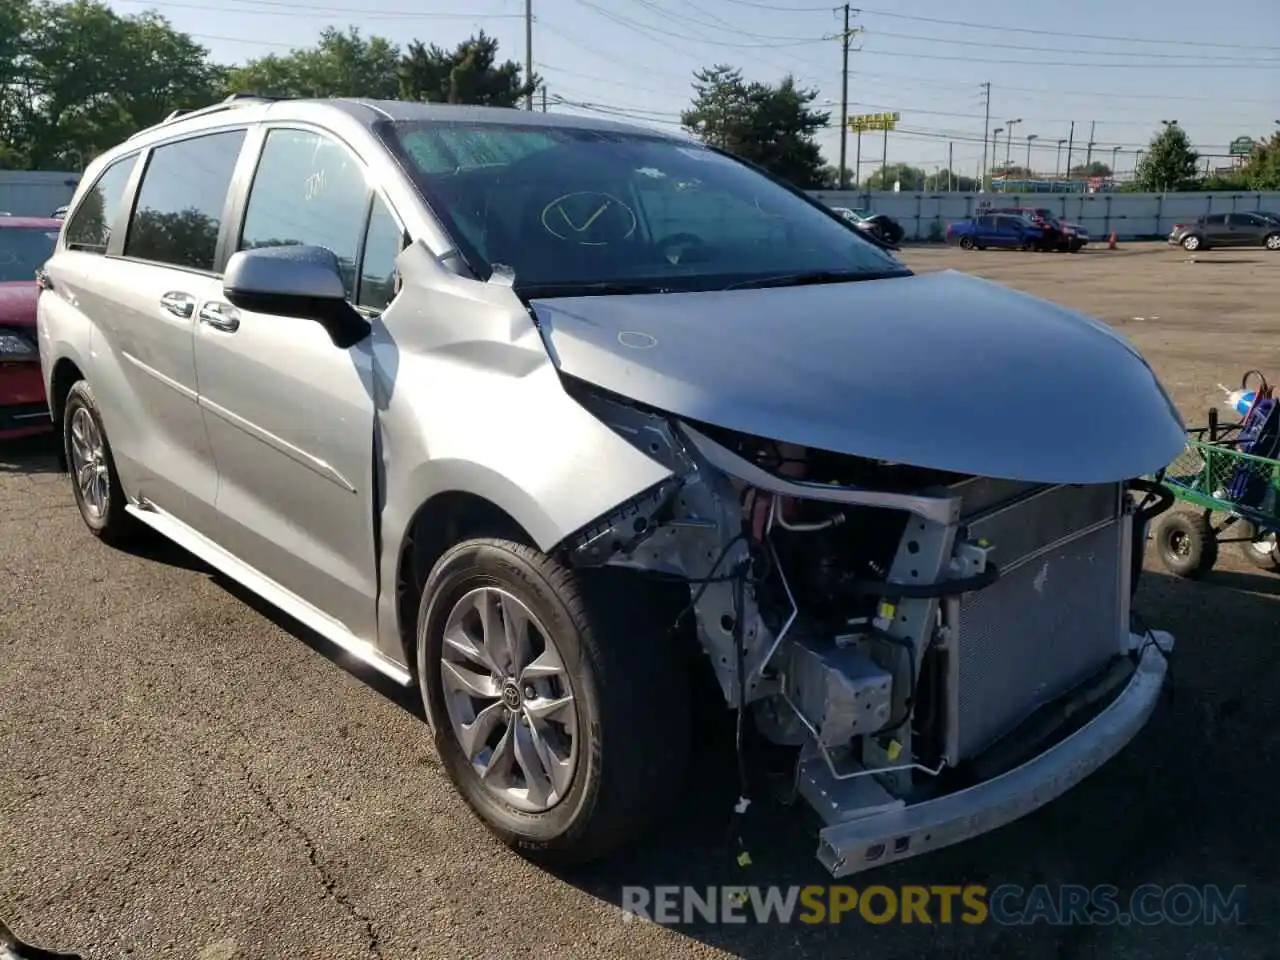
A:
[
  {"left": 417, "top": 538, "right": 691, "bottom": 866},
  {"left": 1237, "top": 522, "right": 1280, "bottom": 571},
  {"left": 1155, "top": 511, "right": 1217, "bottom": 578}
]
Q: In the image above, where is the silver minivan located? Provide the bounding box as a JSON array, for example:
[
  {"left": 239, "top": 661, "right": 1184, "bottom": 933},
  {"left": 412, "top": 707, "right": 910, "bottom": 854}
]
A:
[{"left": 37, "top": 95, "right": 1186, "bottom": 876}]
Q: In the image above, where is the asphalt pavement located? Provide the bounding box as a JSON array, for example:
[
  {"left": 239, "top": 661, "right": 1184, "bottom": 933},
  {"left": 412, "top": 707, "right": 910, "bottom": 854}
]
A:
[{"left": 2, "top": 245, "right": 1277, "bottom": 959}]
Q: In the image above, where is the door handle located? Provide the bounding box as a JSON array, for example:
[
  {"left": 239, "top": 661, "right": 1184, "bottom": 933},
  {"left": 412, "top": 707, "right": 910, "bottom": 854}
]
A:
[
  {"left": 160, "top": 291, "right": 195, "bottom": 318},
  {"left": 198, "top": 301, "right": 240, "bottom": 333}
]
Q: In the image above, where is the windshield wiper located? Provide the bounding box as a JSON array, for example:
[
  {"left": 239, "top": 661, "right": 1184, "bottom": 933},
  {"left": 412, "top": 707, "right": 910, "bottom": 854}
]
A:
[
  {"left": 520, "top": 280, "right": 676, "bottom": 298},
  {"left": 723, "top": 269, "right": 903, "bottom": 291}
]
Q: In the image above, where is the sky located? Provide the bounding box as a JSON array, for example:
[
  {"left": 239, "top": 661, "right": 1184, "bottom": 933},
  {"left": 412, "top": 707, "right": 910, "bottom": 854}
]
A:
[{"left": 105, "top": 0, "right": 1280, "bottom": 181}]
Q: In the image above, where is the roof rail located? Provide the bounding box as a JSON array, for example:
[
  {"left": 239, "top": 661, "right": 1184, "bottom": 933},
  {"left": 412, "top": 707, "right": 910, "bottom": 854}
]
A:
[{"left": 129, "top": 93, "right": 286, "bottom": 141}]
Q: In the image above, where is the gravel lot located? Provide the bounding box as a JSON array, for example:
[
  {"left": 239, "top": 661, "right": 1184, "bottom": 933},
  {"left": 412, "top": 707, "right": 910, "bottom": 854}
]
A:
[{"left": 2, "top": 242, "right": 1277, "bottom": 959}]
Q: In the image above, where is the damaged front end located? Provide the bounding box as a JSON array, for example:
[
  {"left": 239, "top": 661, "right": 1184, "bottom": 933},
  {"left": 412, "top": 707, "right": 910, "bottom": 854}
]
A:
[{"left": 560, "top": 382, "right": 1173, "bottom": 878}]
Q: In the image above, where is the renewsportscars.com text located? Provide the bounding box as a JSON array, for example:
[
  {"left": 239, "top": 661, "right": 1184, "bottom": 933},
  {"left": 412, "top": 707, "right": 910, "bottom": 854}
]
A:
[{"left": 621, "top": 883, "right": 1248, "bottom": 926}]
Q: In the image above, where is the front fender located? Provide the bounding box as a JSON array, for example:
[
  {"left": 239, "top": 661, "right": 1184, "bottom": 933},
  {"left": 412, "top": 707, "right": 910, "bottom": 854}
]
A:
[{"left": 372, "top": 248, "right": 674, "bottom": 658}]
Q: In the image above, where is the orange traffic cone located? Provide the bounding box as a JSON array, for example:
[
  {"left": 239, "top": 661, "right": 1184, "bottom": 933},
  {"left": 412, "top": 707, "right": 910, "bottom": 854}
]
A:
[{"left": 1108, "top": 231, "right": 1118, "bottom": 250}]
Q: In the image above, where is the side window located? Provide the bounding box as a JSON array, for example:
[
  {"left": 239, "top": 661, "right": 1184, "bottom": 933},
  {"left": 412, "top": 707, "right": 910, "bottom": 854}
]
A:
[
  {"left": 357, "top": 195, "right": 405, "bottom": 312},
  {"left": 1203, "top": 214, "right": 1226, "bottom": 226},
  {"left": 239, "top": 128, "right": 370, "bottom": 298},
  {"left": 1231, "top": 213, "right": 1257, "bottom": 226},
  {"left": 124, "top": 129, "right": 246, "bottom": 272},
  {"left": 64, "top": 155, "right": 137, "bottom": 254},
  {"left": 975, "top": 216, "right": 993, "bottom": 228}
]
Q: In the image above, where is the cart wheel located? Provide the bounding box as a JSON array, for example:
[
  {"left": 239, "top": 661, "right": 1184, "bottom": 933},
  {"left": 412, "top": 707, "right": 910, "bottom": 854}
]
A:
[
  {"left": 1155, "top": 512, "right": 1218, "bottom": 578},
  {"left": 1236, "top": 522, "right": 1280, "bottom": 572}
]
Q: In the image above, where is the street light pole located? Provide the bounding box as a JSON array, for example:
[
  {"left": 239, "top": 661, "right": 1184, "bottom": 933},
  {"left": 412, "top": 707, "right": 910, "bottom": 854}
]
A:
[
  {"left": 1005, "top": 118, "right": 1021, "bottom": 168},
  {"left": 1025, "top": 133, "right": 1038, "bottom": 173},
  {"left": 991, "top": 126, "right": 1004, "bottom": 186},
  {"left": 1055, "top": 138, "right": 1066, "bottom": 178}
]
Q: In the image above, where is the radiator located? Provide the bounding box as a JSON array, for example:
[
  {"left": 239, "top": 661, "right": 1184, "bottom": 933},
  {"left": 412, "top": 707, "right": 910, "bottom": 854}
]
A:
[{"left": 950, "top": 482, "right": 1128, "bottom": 761}]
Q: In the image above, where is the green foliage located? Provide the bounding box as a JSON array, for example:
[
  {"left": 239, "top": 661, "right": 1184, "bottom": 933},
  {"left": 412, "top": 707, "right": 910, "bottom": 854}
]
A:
[
  {"left": 1134, "top": 124, "right": 1200, "bottom": 192},
  {"left": 397, "top": 31, "right": 535, "bottom": 107},
  {"left": 0, "top": 2, "right": 538, "bottom": 170},
  {"left": 681, "top": 65, "right": 829, "bottom": 189},
  {"left": 862, "top": 162, "right": 924, "bottom": 191},
  {"left": 1239, "top": 133, "right": 1280, "bottom": 191},
  {"left": 225, "top": 26, "right": 400, "bottom": 100},
  {"left": 3, "top": 0, "right": 224, "bottom": 169},
  {"left": 1069, "top": 161, "right": 1112, "bottom": 177}
]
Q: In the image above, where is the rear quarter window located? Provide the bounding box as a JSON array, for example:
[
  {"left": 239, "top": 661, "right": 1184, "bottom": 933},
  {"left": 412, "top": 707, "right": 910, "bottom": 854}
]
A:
[{"left": 64, "top": 155, "right": 139, "bottom": 254}]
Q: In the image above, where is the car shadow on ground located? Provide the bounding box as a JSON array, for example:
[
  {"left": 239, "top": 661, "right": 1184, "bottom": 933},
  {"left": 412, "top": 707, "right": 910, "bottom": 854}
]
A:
[{"left": 0, "top": 432, "right": 60, "bottom": 475}]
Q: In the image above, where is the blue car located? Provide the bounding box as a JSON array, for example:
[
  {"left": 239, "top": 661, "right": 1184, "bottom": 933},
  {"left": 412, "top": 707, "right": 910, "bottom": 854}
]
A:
[{"left": 946, "top": 213, "right": 1053, "bottom": 251}]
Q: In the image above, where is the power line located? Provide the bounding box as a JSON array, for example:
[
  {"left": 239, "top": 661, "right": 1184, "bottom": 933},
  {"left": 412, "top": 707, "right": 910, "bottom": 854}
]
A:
[
  {"left": 853, "top": 45, "right": 1280, "bottom": 69},
  {"left": 112, "top": 0, "right": 523, "bottom": 19},
  {"left": 865, "top": 27, "right": 1280, "bottom": 63},
  {"left": 567, "top": 0, "right": 826, "bottom": 48},
  {"left": 850, "top": 5, "right": 1280, "bottom": 52}
]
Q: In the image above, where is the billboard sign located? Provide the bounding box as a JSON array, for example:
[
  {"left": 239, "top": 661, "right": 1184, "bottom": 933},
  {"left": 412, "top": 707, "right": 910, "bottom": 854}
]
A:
[
  {"left": 1229, "top": 136, "right": 1255, "bottom": 156},
  {"left": 848, "top": 112, "right": 899, "bottom": 133}
]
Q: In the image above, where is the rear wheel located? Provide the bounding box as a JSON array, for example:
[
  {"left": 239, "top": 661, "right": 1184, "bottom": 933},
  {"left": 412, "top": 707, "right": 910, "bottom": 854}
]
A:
[
  {"left": 1264, "top": 233, "right": 1280, "bottom": 251},
  {"left": 1155, "top": 511, "right": 1217, "bottom": 578},
  {"left": 1237, "top": 522, "right": 1280, "bottom": 571},
  {"left": 1182, "top": 234, "right": 1201, "bottom": 251},
  {"left": 61, "top": 380, "right": 139, "bottom": 544},
  {"left": 417, "top": 538, "right": 691, "bottom": 866},
  {"left": 958, "top": 236, "right": 974, "bottom": 250}
]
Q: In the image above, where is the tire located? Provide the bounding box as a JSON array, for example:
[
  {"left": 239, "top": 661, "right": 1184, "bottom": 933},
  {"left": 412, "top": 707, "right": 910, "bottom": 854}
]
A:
[
  {"left": 1181, "top": 234, "right": 1201, "bottom": 251},
  {"left": 958, "top": 236, "right": 974, "bottom": 250},
  {"left": 1265, "top": 233, "right": 1280, "bottom": 251},
  {"left": 62, "top": 380, "right": 139, "bottom": 544},
  {"left": 416, "top": 538, "right": 691, "bottom": 866},
  {"left": 1155, "top": 512, "right": 1217, "bottom": 578},
  {"left": 1236, "top": 521, "right": 1280, "bottom": 572}
]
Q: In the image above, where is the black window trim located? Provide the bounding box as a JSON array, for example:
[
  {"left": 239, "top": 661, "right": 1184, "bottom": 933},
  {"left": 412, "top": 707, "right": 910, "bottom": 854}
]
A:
[
  {"left": 62, "top": 151, "right": 143, "bottom": 255},
  {"left": 221, "top": 120, "right": 410, "bottom": 311},
  {"left": 113, "top": 123, "right": 252, "bottom": 277}
]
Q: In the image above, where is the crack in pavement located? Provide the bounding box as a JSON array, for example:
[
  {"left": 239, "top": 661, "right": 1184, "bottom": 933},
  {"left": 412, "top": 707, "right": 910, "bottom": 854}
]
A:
[{"left": 231, "top": 746, "right": 385, "bottom": 958}]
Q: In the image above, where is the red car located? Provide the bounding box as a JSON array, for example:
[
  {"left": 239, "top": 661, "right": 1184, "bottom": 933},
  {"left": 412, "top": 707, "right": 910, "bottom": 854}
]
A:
[{"left": 0, "top": 216, "right": 61, "bottom": 439}]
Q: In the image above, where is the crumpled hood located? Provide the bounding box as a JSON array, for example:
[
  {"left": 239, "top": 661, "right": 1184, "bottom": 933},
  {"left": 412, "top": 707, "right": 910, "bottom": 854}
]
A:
[
  {"left": 529, "top": 269, "right": 1186, "bottom": 484},
  {"left": 0, "top": 282, "right": 38, "bottom": 328}
]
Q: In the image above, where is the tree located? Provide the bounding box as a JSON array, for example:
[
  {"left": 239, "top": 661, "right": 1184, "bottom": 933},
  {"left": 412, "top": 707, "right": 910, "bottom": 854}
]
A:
[
  {"left": 397, "top": 31, "right": 535, "bottom": 107},
  {"left": 225, "top": 26, "right": 399, "bottom": 100},
  {"left": 1239, "top": 132, "right": 1280, "bottom": 191},
  {"left": 682, "top": 65, "right": 829, "bottom": 188},
  {"left": 1069, "top": 160, "right": 1112, "bottom": 178},
  {"left": 863, "top": 163, "right": 925, "bottom": 191},
  {"left": 1134, "top": 124, "right": 1200, "bottom": 192},
  {"left": 3, "top": 0, "right": 224, "bottom": 169}
]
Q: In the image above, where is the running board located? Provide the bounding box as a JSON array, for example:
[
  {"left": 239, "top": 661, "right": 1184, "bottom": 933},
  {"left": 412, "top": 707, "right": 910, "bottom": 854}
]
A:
[{"left": 125, "top": 502, "right": 414, "bottom": 687}]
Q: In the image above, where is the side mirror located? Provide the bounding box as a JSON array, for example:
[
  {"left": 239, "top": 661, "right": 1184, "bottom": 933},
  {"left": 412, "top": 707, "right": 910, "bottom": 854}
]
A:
[{"left": 223, "top": 245, "right": 371, "bottom": 349}]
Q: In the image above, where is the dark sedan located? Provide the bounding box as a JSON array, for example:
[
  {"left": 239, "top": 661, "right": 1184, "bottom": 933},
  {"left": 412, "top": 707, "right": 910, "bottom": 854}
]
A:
[{"left": 1169, "top": 212, "right": 1280, "bottom": 251}]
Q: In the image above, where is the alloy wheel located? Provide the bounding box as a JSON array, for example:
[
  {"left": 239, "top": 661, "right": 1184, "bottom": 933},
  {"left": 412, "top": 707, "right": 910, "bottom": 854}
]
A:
[
  {"left": 68, "top": 406, "right": 109, "bottom": 519},
  {"left": 438, "top": 586, "right": 579, "bottom": 813}
]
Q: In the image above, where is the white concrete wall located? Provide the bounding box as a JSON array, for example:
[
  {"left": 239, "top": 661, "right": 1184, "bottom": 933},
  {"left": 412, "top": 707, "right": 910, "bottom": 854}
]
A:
[
  {"left": 808, "top": 190, "right": 1280, "bottom": 242},
  {"left": 0, "top": 171, "right": 81, "bottom": 217}
]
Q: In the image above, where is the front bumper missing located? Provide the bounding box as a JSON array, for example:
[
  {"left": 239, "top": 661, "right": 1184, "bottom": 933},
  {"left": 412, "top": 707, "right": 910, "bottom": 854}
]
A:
[{"left": 815, "top": 631, "right": 1171, "bottom": 877}]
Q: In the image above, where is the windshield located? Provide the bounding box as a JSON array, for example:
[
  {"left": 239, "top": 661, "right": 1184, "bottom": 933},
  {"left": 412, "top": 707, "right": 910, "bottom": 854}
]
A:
[
  {"left": 0, "top": 226, "right": 58, "bottom": 283},
  {"left": 380, "top": 120, "right": 908, "bottom": 294}
]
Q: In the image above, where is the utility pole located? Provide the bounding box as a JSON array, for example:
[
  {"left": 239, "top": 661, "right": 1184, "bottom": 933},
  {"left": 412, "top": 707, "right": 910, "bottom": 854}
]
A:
[
  {"left": 947, "top": 141, "right": 953, "bottom": 191},
  {"left": 979, "top": 82, "right": 991, "bottom": 188},
  {"left": 1084, "top": 120, "right": 1096, "bottom": 170},
  {"left": 1025, "top": 133, "right": 1037, "bottom": 173},
  {"left": 541, "top": 84, "right": 547, "bottom": 113},
  {"left": 1065, "top": 121, "right": 1075, "bottom": 184},
  {"left": 834, "top": 5, "right": 862, "bottom": 191},
  {"left": 1055, "top": 138, "right": 1066, "bottom": 178},
  {"left": 881, "top": 123, "right": 889, "bottom": 191},
  {"left": 525, "top": 0, "right": 534, "bottom": 111}
]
